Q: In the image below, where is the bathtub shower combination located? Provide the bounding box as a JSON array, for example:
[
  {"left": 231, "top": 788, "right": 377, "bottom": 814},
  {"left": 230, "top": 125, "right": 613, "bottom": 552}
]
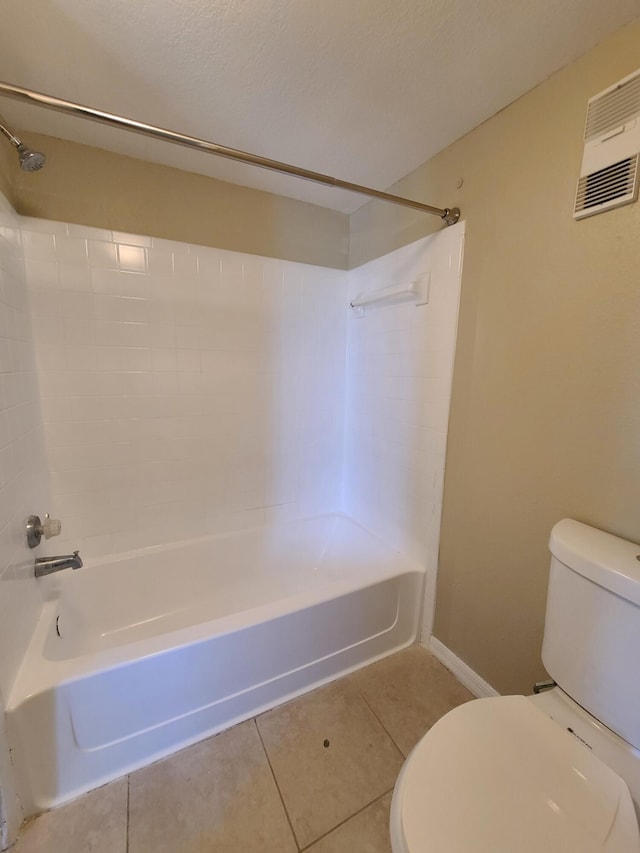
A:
[
  {"left": 0, "top": 182, "right": 463, "bottom": 820},
  {"left": 5, "top": 220, "right": 464, "bottom": 816},
  {"left": 7, "top": 515, "right": 423, "bottom": 813},
  {"left": 0, "top": 210, "right": 464, "bottom": 816}
]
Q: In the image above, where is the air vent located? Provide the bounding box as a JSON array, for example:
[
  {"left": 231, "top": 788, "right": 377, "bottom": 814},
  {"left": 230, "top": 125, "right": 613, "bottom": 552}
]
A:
[
  {"left": 574, "top": 155, "right": 639, "bottom": 219},
  {"left": 585, "top": 72, "right": 640, "bottom": 142},
  {"left": 575, "top": 69, "right": 640, "bottom": 220}
]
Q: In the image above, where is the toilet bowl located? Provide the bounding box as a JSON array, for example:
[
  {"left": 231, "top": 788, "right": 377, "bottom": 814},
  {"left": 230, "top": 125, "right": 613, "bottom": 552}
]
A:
[
  {"left": 391, "top": 519, "right": 640, "bottom": 852},
  {"left": 390, "top": 695, "right": 640, "bottom": 852}
]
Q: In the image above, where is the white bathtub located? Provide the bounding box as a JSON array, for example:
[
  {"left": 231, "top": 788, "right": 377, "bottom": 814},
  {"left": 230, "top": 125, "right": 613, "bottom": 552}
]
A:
[{"left": 7, "top": 513, "right": 424, "bottom": 814}]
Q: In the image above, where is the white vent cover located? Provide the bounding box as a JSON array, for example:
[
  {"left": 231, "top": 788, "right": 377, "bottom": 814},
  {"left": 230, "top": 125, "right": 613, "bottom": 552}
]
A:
[{"left": 574, "top": 69, "right": 640, "bottom": 219}]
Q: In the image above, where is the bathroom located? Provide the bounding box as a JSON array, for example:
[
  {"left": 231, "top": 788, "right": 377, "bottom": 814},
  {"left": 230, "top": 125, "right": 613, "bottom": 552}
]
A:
[{"left": 2, "top": 2, "right": 640, "bottom": 851}]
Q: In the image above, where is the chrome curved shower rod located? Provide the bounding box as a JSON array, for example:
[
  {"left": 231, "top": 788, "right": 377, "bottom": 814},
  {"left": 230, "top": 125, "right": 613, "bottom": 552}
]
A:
[{"left": 0, "top": 81, "right": 460, "bottom": 225}]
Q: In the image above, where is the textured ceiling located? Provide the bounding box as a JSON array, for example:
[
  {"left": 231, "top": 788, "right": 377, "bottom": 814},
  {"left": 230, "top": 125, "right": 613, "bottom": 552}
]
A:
[{"left": 0, "top": 0, "right": 639, "bottom": 212}]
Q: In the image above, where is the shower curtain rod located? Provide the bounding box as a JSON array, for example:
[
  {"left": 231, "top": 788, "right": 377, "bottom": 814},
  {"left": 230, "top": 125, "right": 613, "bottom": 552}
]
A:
[{"left": 0, "top": 81, "right": 460, "bottom": 225}]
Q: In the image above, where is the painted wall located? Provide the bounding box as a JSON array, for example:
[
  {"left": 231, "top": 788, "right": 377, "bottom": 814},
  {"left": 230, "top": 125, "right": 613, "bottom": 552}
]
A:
[
  {"left": 343, "top": 225, "right": 464, "bottom": 640},
  {"left": 350, "top": 20, "right": 640, "bottom": 694},
  {"left": 11, "top": 134, "right": 349, "bottom": 270},
  {"left": 23, "top": 216, "right": 346, "bottom": 559}
]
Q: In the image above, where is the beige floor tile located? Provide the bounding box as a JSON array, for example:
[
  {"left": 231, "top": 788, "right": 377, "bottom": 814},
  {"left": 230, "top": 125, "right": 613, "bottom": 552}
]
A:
[
  {"left": 305, "top": 791, "right": 393, "bottom": 853},
  {"left": 128, "top": 719, "right": 297, "bottom": 853},
  {"left": 13, "top": 778, "right": 127, "bottom": 853},
  {"left": 351, "top": 644, "right": 474, "bottom": 756},
  {"left": 257, "top": 679, "right": 404, "bottom": 849}
]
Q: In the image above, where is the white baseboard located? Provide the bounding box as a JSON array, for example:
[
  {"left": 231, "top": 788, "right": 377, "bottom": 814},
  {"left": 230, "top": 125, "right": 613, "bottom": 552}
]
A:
[{"left": 428, "top": 637, "right": 500, "bottom": 698}]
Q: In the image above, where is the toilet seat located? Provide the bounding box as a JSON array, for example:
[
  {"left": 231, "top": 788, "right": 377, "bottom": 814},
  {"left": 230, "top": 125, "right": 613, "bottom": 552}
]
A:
[{"left": 390, "top": 696, "right": 640, "bottom": 853}]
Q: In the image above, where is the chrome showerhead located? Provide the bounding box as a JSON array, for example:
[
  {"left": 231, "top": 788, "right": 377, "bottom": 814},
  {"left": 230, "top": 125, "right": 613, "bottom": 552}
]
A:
[
  {"left": 16, "top": 143, "right": 46, "bottom": 172},
  {"left": 0, "top": 113, "right": 46, "bottom": 172}
]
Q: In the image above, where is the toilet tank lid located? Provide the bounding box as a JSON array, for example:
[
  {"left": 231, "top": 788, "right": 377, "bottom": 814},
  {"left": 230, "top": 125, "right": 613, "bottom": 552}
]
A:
[{"left": 549, "top": 519, "right": 640, "bottom": 606}]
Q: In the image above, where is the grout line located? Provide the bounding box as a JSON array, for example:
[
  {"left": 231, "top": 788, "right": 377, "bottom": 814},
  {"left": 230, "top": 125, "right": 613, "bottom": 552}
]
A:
[
  {"left": 298, "top": 787, "right": 394, "bottom": 851},
  {"left": 125, "top": 774, "right": 130, "bottom": 853},
  {"left": 358, "top": 690, "right": 407, "bottom": 761},
  {"left": 254, "top": 717, "right": 301, "bottom": 852}
]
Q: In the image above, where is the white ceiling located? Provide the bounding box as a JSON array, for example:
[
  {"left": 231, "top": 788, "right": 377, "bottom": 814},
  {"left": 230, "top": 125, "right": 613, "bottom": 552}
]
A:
[{"left": 0, "top": 0, "right": 639, "bottom": 213}]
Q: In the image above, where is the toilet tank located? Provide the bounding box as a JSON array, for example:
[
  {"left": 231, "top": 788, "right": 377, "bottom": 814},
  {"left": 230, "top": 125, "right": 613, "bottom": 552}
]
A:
[{"left": 542, "top": 518, "right": 640, "bottom": 750}]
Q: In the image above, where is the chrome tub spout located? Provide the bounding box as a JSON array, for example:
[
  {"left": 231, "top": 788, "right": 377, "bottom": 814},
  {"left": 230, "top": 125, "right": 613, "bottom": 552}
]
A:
[{"left": 34, "top": 551, "right": 83, "bottom": 577}]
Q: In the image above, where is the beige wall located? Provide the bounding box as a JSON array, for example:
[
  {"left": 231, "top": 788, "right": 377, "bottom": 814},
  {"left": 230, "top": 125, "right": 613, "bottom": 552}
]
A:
[
  {"left": 10, "top": 133, "right": 349, "bottom": 269},
  {"left": 351, "top": 20, "right": 640, "bottom": 695}
]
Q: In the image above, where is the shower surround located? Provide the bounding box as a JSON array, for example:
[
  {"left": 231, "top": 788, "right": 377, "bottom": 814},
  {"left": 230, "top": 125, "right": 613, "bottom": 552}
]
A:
[{"left": 20, "top": 215, "right": 463, "bottom": 572}]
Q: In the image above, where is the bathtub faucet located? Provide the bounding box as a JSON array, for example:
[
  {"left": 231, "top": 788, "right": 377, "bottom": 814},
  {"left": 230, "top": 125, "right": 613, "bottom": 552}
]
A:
[{"left": 34, "top": 551, "right": 83, "bottom": 577}]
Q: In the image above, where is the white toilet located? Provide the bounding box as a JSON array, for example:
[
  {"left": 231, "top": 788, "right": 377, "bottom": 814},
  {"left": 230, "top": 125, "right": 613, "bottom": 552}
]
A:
[{"left": 391, "top": 518, "right": 640, "bottom": 852}]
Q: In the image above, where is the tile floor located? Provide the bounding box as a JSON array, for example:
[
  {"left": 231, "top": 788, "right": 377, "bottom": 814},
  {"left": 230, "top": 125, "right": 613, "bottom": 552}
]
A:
[{"left": 12, "top": 645, "right": 473, "bottom": 852}]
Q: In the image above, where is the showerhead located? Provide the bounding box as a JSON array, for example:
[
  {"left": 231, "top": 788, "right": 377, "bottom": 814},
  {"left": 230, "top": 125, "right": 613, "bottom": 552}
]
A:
[
  {"left": 17, "top": 143, "right": 46, "bottom": 172},
  {"left": 0, "top": 114, "right": 46, "bottom": 172}
]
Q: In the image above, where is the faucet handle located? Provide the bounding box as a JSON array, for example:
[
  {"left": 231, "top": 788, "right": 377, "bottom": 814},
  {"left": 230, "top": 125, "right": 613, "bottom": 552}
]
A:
[
  {"left": 26, "top": 514, "right": 62, "bottom": 548},
  {"left": 42, "top": 514, "right": 62, "bottom": 539}
]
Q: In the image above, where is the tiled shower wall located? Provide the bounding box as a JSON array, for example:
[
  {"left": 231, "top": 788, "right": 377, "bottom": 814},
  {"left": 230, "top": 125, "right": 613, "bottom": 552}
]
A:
[
  {"left": 343, "top": 225, "right": 464, "bottom": 638},
  {"left": 22, "top": 218, "right": 347, "bottom": 559},
  {"left": 0, "top": 195, "right": 49, "bottom": 844},
  {"left": 0, "top": 198, "right": 48, "bottom": 697}
]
